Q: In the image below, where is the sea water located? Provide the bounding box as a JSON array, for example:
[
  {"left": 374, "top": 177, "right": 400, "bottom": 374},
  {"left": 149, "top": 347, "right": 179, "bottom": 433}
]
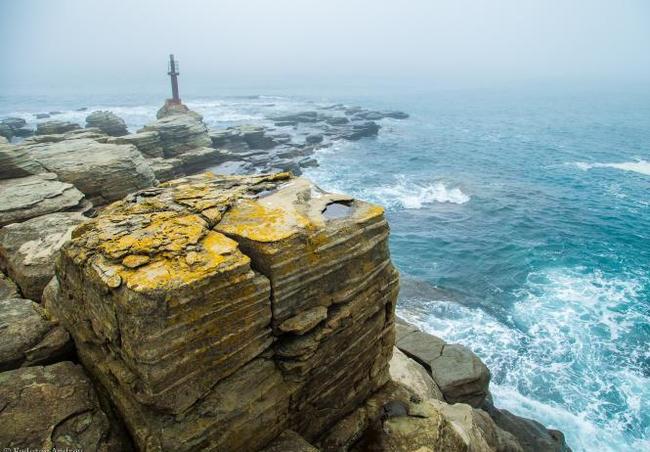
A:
[{"left": 1, "top": 82, "right": 648, "bottom": 451}]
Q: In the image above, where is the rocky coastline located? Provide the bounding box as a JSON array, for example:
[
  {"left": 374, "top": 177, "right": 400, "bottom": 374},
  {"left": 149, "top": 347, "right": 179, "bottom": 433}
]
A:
[{"left": 0, "top": 101, "right": 570, "bottom": 451}]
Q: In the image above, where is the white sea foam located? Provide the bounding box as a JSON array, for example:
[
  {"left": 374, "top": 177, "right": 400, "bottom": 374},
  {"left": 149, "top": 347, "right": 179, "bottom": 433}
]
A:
[
  {"left": 573, "top": 160, "right": 650, "bottom": 176},
  {"left": 372, "top": 177, "right": 470, "bottom": 208},
  {"left": 399, "top": 267, "right": 649, "bottom": 451}
]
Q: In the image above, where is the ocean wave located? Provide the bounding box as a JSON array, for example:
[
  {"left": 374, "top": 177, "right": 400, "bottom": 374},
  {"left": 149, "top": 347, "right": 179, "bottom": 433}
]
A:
[
  {"left": 573, "top": 160, "right": 650, "bottom": 176},
  {"left": 398, "top": 267, "right": 649, "bottom": 451},
  {"left": 372, "top": 177, "right": 470, "bottom": 208}
]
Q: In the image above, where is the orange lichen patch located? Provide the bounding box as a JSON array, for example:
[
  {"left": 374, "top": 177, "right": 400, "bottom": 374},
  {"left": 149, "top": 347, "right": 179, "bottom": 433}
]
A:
[
  {"left": 217, "top": 199, "right": 311, "bottom": 243},
  {"left": 95, "top": 212, "right": 207, "bottom": 260},
  {"left": 354, "top": 204, "right": 385, "bottom": 223},
  {"left": 122, "top": 255, "right": 151, "bottom": 268},
  {"left": 120, "top": 231, "right": 247, "bottom": 293}
]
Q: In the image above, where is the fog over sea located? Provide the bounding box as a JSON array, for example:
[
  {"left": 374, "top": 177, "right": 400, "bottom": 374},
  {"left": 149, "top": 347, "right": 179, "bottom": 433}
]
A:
[{"left": 1, "top": 81, "right": 648, "bottom": 451}]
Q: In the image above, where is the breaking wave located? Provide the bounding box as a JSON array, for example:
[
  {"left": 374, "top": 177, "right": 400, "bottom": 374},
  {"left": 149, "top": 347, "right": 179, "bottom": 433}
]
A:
[
  {"left": 371, "top": 177, "right": 470, "bottom": 209},
  {"left": 573, "top": 159, "right": 650, "bottom": 176}
]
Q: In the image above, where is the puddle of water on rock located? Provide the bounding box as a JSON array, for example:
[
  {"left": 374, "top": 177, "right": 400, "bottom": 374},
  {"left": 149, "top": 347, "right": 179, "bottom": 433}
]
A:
[{"left": 322, "top": 201, "right": 352, "bottom": 219}]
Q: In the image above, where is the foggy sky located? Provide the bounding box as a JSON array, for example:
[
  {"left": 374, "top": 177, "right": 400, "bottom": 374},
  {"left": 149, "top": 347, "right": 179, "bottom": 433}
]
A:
[{"left": 1, "top": 0, "right": 649, "bottom": 92}]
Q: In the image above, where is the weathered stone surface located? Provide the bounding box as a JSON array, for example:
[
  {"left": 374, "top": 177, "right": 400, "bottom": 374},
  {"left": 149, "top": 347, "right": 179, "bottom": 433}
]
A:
[
  {"left": 0, "top": 173, "right": 89, "bottom": 227},
  {"left": 35, "top": 120, "right": 81, "bottom": 135},
  {"left": 0, "top": 362, "right": 129, "bottom": 450},
  {"left": 156, "top": 100, "right": 201, "bottom": 119},
  {"left": 390, "top": 346, "right": 444, "bottom": 401},
  {"left": 24, "top": 138, "right": 157, "bottom": 204},
  {"left": 85, "top": 110, "right": 128, "bottom": 136},
  {"left": 52, "top": 172, "right": 398, "bottom": 450},
  {"left": 397, "top": 326, "right": 490, "bottom": 407},
  {"left": 279, "top": 306, "right": 328, "bottom": 335},
  {"left": 0, "top": 271, "right": 19, "bottom": 299},
  {"left": 482, "top": 398, "right": 571, "bottom": 452},
  {"left": 0, "top": 142, "right": 45, "bottom": 179},
  {"left": 140, "top": 112, "right": 211, "bottom": 157},
  {"left": 0, "top": 212, "right": 86, "bottom": 300},
  {"left": 0, "top": 298, "right": 72, "bottom": 371},
  {"left": 322, "top": 381, "right": 520, "bottom": 452},
  {"left": 261, "top": 430, "right": 319, "bottom": 452},
  {"left": 108, "top": 130, "right": 164, "bottom": 157}
]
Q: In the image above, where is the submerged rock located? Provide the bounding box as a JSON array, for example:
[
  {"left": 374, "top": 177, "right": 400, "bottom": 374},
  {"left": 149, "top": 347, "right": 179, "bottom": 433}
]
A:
[
  {"left": 0, "top": 212, "right": 86, "bottom": 300},
  {"left": 0, "top": 173, "right": 89, "bottom": 227},
  {"left": 0, "top": 298, "right": 73, "bottom": 371},
  {"left": 51, "top": 172, "right": 398, "bottom": 450},
  {"left": 0, "top": 362, "right": 130, "bottom": 450},
  {"left": 35, "top": 120, "right": 81, "bottom": 135},
  {"left": 85, "top": 110, "right": 128, "bottom": 136}
]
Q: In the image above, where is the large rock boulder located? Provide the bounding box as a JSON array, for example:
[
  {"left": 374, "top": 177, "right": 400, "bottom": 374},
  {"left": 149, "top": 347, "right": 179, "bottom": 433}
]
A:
[
  {"left": 390, "top": 346, "right": 443, "bottom": 401},
  {"left": 0, "top": 362, "right": 129, "bottom": 450},
  {"left": 0, "top": 297, "right": 72, "bottom": 371},
  {"left": 140, "top": 113, "right": 211, "bottom": 157},
  {"left": 107, "top": 130, "right": 164, "bottom": 157},
  {"left": 156, "top": 99, "right": 201, "bottom": 119},
  {"left": 0, "top": 173, "right": 89, "bottom": 227},
  {"left": 25, "top": 138, "right": 157, "bottom": 204},
  {"left": 35, "top": 120, "right": 81, "bottom": 135},
  {"left": 320, "top": 382, "right": 521, "bottom": 452},
  {"left": 0, "top": 142, "right": 45, "bottom": 179},
  {"left": 85, "top": 110, "right": 128, "bottom": 136},
  {"left": 397, "top": 326, "right": 490, "bottom": 407},
  {"left": 50, "top": 172, "right": 398, "bottom": 450},
  {"left": 482, "top": 398, "right": 571, "bottom": 452},
  {"left": 0, "top": 212, "right": 86, "bottom": 301}
]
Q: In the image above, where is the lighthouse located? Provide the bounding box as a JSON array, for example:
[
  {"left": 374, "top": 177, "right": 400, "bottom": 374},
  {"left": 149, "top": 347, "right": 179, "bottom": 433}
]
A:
[{"left": 168, "top": 54, "right": 181, "bottom": 103}]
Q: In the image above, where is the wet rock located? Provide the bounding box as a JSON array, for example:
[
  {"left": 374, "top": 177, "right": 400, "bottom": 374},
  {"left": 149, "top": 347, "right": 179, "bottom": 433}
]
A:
[
  {"left": 390, "top": 346, "right": 443, "bottom": 401},
  {"left": 25, "top": 138, "right": 157, "bottom": 204},
  {"left": 35, "top": 120, "right": 81, "bottom": 135},
  {"left": 305, "top": 133, "right": 323, "bottom": 144},
  {"left": 0, "top": 271, "right": 20, "bottom": 299},
  {"left": 383, "top": 110, "right": 409, "bottom": 119},
  {"left": 397, "top": 327, "right": 490, "bottom": 407},
  {"left": 270, "top": 111, "right": 322, "bottom": 123},
  {"left": 0, "top": 142, "right": 45, "bottom": 179},
  {"left": 49, "top": 111, "right": 62, "bottom": 115},
  {"left": 482, "top": 397, "right": 571, "bottom": 452},
  {"left": 35, "top": 113, "right": 50, "bottom": 119},
  {"left": 261, "top": 430, "right": 319, "bottom": 452},
  {"left": 85, "top": 110, "right": 128, "bottom": 136},
  {"left": 52, "top": 172, "right": 398, "bottom": 450},
  {"left": 0, "top": 173, "right": 89, "bottom": 227},
  {"left": 0, "top": 362, "right": 129, "bottom": 450},
  {"left": 324, "top": 116, "right": 349, "bottom": 125},
  {"left": 0, "top": 212, "right": 86, "bottom": 301},
  {"left": 140, "top": 113, "right": 211, "bottom": 157},
  {"left": 0, "top": 297, "right": 73, "bottom": 371},
  {"left": 0, "top": 117, "right": 33, "bottom": 139},
  {"left": 332, "top": 121, "right": 380, "bottom": 141}
]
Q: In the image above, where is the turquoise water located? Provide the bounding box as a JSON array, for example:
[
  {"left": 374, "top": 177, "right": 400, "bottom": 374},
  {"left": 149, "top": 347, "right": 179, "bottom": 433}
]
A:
[{"left": 2, "top": 83, "right": 648, "bottom": 450}]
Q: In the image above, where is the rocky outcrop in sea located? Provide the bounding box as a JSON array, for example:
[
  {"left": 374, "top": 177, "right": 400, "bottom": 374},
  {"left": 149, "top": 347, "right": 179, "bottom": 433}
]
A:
[{"left": 0, "top": 100, "right": 570, "bottom": 451}]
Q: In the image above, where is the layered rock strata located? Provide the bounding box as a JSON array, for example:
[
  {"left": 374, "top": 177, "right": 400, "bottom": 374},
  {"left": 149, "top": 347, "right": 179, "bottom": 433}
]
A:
[
  {"left": 0, "top": 297, "right": 72, "bottom": 371},
  {"left": 35, "top": 120, "right": 81, "bottom": 135},
  {"left": 0, "top": 173, "right": 89, "bottom": 227},
  {"left": 50, "top": 172, "right": 398, "bottom": 451},
  {"left": 0, "top": 212, "right": 86, "bottom": 300},
  {"left": 86, "top": 110, "right": 129, "bottom": 136}
]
